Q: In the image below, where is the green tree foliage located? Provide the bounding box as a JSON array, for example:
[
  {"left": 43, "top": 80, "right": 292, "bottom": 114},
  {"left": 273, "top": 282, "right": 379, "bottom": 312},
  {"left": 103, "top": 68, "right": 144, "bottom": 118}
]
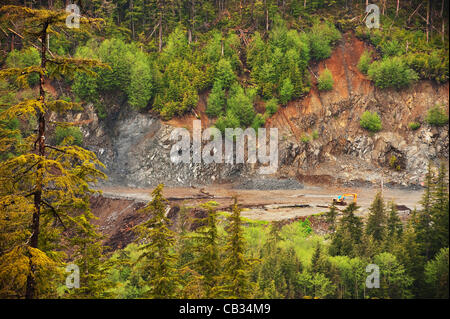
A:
[
  {"left": 366, "top": 192, "right": 387, "bottom": 242},
  {"left": 134, "top": 184, "right": 179, "bottom": 299},
  {"left": 264, "top": 98, "right": 279, "bottom": 117},
  {"left": 73, "top": 38, "right": 155, "bottom": 112},
  {"left": 408, "top": 122, "right": 421, "bottom": 130},
  {"left": 317, "top": 68, "right": 334, "bottom": 91},
  {"left": 360, "top": 111, "right": 382, "bottom": 132},
  {"left": 329, "top": 256, "right": 366, "bottom": 299},
  {"left": 225, "top": 83, "right": 256, "bottom": 127},
  {"left": 425, "top": 247, "right": 449, "bottom": 299},
  {"left": 206, "top": 81, "right": 226, "bottom": 118},
  {"left": 367, "top": 57, "right": 418, "bottom": 89},
  {"left": 66, "top": 229, "right": 114, "bottom": 299},
  {"left": 247, "top": 16, "right": 311, "bottom": 102},
  {"left": 220, "top": 199, "right": 254, "bottom": 298},
  {"left": 279, "top": 78, "right": 294, "bottom": 105},
  {"left": 215, "top": 58, "right": 236, "bottom": 89},
  {"left": 386, "top": 202, "right": 403, "bottom": 240},
  {"left": 426, "top": 105, "right": 449, "bottom": 127},
  {"left": 54, "top": 126, "right": 83, "bottom": 146},
  {"left": 5, "top": 48, "right": 40, "bottom": 87},
  {"left": 329, "top": 203, "right": 363, "bottom": 257},
  {"left": 0, "top": 5, "right": 106, "bottom": 299},
  {"left": 127, "top": 55, "right": 155, "bottom": 109},
  {"left": 357, "top": 50, "right": 372, "bottom": 75},
  {"left": 414, "top": 162, "right": 449, "bottom": 262},
  {"left": 325, "top": 203, "right": 338, "bottom": 233},
  {"left": 188, "top": 201, "right": 221, "bottom": 298},
  {"left": 254, "top": 223, "right": 302, "bottom": 299},
  {"left": 307, "top": 20, "right": 341, "bottom": 61},
  {"left": 369, "top": 253, "right": 413, "bottom": 299}
]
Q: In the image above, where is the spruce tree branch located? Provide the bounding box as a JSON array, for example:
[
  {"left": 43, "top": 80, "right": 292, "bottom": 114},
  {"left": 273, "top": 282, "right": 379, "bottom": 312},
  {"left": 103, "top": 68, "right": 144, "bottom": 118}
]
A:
[{"left": 41, "top": 199, "right": 67, "bottom": 231}]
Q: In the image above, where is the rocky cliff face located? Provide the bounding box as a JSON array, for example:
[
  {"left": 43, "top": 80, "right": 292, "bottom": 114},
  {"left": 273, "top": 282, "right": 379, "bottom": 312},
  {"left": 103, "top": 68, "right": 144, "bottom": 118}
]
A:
[
  {"left": 71, "top": 34, "right": 448, "bottom": 189},
  {"left": 268, "top": 34, "right": 449, "bottom": 187}
]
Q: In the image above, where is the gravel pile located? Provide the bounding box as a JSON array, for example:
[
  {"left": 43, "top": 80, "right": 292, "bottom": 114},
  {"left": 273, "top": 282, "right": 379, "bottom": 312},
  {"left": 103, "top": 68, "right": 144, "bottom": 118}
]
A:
[{"left": 234, "top": 178, "right": 304, "bottom": 190}]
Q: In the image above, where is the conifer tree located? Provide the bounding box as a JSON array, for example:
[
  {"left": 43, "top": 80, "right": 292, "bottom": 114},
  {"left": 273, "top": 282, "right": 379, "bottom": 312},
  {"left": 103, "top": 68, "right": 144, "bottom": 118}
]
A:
[
  {"left": 66, "top": 225, "right": 114, "bottom": 299},
  {"left": 366, "top": 191, "right": 387, "bottom": 242},
  {"left": 329, "top": 203, "right": 363, "bottom": 257},
  {"left": 0, "top": 5, "right": 106, "bottom": 299},
  {"left": 386, "top": 201, "right": 403, "bottom": 239},
  {"left": 134, "top": 184, "right": 179, "bottom": 299},
  {"left": 431, "top": 162, "right": 449, "bottom": 253},
  {"left": 189, "top": 201, "right": 221, "bottom": 298},
  {"left": 325, "top": 202, "right": 338, "bottom": 233},
  {"left": 414, "top": 163, "right": 437, "bottom": 260},
  {"left": 221, "top": 197, "right": 254, "bottom": 298}
]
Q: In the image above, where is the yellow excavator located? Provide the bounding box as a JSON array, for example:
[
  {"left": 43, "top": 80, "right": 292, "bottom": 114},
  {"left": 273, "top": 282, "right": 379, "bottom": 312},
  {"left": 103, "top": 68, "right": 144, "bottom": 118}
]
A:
[{"left": 333, "top": 193, "right": 357, "bottom": 206}]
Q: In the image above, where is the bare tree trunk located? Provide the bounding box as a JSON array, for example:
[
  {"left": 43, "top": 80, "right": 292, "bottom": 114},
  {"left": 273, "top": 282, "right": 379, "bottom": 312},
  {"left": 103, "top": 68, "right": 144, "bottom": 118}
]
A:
[
  {"left": 130, "top": 0, "right": 135, "bottom": 40},
  {"left": 264, "top": 0, "right": 269, "bottom": 31},
  {"left": 158, "top": 0, "right": 163, "bottom": 52},
  {"left": 396, "top": 0, "right": 400, "bottom": 16},
  {"left": 25, "top": 21, "right": 48, "bottom": 300},
  {"left": 191, "top": 0, "right": 195, "bottom": 43},
  {"left": 426, "top": 0, "right": 430, "bottom": 43}
]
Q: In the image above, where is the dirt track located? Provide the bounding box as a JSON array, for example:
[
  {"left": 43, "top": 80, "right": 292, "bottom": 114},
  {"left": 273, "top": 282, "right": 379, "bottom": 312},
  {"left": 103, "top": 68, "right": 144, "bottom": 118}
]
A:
[{"left": 99, "top": 183, "right": 424, "bottom": 222}]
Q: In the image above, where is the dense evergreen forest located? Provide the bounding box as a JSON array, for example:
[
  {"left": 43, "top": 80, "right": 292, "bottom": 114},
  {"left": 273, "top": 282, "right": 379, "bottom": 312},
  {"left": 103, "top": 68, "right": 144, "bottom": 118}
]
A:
[{"left": 0, "top": 0, "right": 448, "bottom": 299}]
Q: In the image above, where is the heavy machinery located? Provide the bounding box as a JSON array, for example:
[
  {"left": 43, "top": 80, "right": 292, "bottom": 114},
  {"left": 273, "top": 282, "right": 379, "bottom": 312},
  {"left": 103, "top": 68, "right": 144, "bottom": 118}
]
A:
[{"left": 333, "top": 193, "right": 357, "bottom": 206}]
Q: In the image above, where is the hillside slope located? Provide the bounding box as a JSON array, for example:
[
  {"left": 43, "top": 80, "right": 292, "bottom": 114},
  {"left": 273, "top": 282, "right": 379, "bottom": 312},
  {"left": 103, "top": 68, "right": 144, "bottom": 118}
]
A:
[{"left": 73, "top": 34, "right": 448, "bottom": 188}]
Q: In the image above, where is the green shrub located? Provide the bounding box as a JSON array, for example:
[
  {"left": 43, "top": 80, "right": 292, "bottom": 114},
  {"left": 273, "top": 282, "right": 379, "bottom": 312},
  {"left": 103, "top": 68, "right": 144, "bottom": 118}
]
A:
[
  {"left": 54, "top": 126, "right": 83, "bottom": 146},
  {"left": 265, "top": 98, "right": 279, "bottom": 116},
  {"left": 406, "top": 52, "right": 449, "bottom": 84},
  {"left": 426, "top": 105, "right": 449, "bottom": 127},
  {"left": 357, "top": 50, "right": 372, "bottom": 75},
  {"left": 368, "top": 57, "right": 418, "bottom": 89},
  {"left": 318, "top": 68, "right": 334, "bottom": 91},
  {"left": 312, "top": 130, "right": 319, "bottom": 140},
  {"left": 301, "top": 134, "right": 310, "bottom": 143},
  {"left": 251, "top": 113, "right": 266, "bottom": 131},
  {"left": 381, "top": 40, "right": 404, "bottom": 57},
  {"left": 360, "top": 111, "right": 382, "bottom": 132},
  {"left": 408, "top": 122, "right": 421, "bottom": 130},
  {"left": 389, "top": 155, "right": 398, "bottom": 168}
]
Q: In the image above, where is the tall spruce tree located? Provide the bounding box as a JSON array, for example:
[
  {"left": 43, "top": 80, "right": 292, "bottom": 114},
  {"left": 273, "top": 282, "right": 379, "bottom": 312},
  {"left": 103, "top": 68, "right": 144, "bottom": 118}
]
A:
[
  {"left": 366, "top": 191, "right": 387, "bottom": 242},
  {"left": 386, "top": 201, "right": 403, "bottom": 239},
  {"left": 329, "top": 203, "right": 363, "bottom": 257},
  {"left": 0, "top": 5, "right": 106, "bottom": 299},
  {"left": 189, "top": 201, "right": 221, "bottom": 298},
  {"left": 431, "top": 162, "right": 449, "bottom": 253},
  {"left": 221, "top": 197, "right": 254, "bottom": 298},
  {"left": 134, "top": 184, "right": 179, "bottom": 298},
  {"left": 414, "top": 163, "right": 437, "bottom": 260}
]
